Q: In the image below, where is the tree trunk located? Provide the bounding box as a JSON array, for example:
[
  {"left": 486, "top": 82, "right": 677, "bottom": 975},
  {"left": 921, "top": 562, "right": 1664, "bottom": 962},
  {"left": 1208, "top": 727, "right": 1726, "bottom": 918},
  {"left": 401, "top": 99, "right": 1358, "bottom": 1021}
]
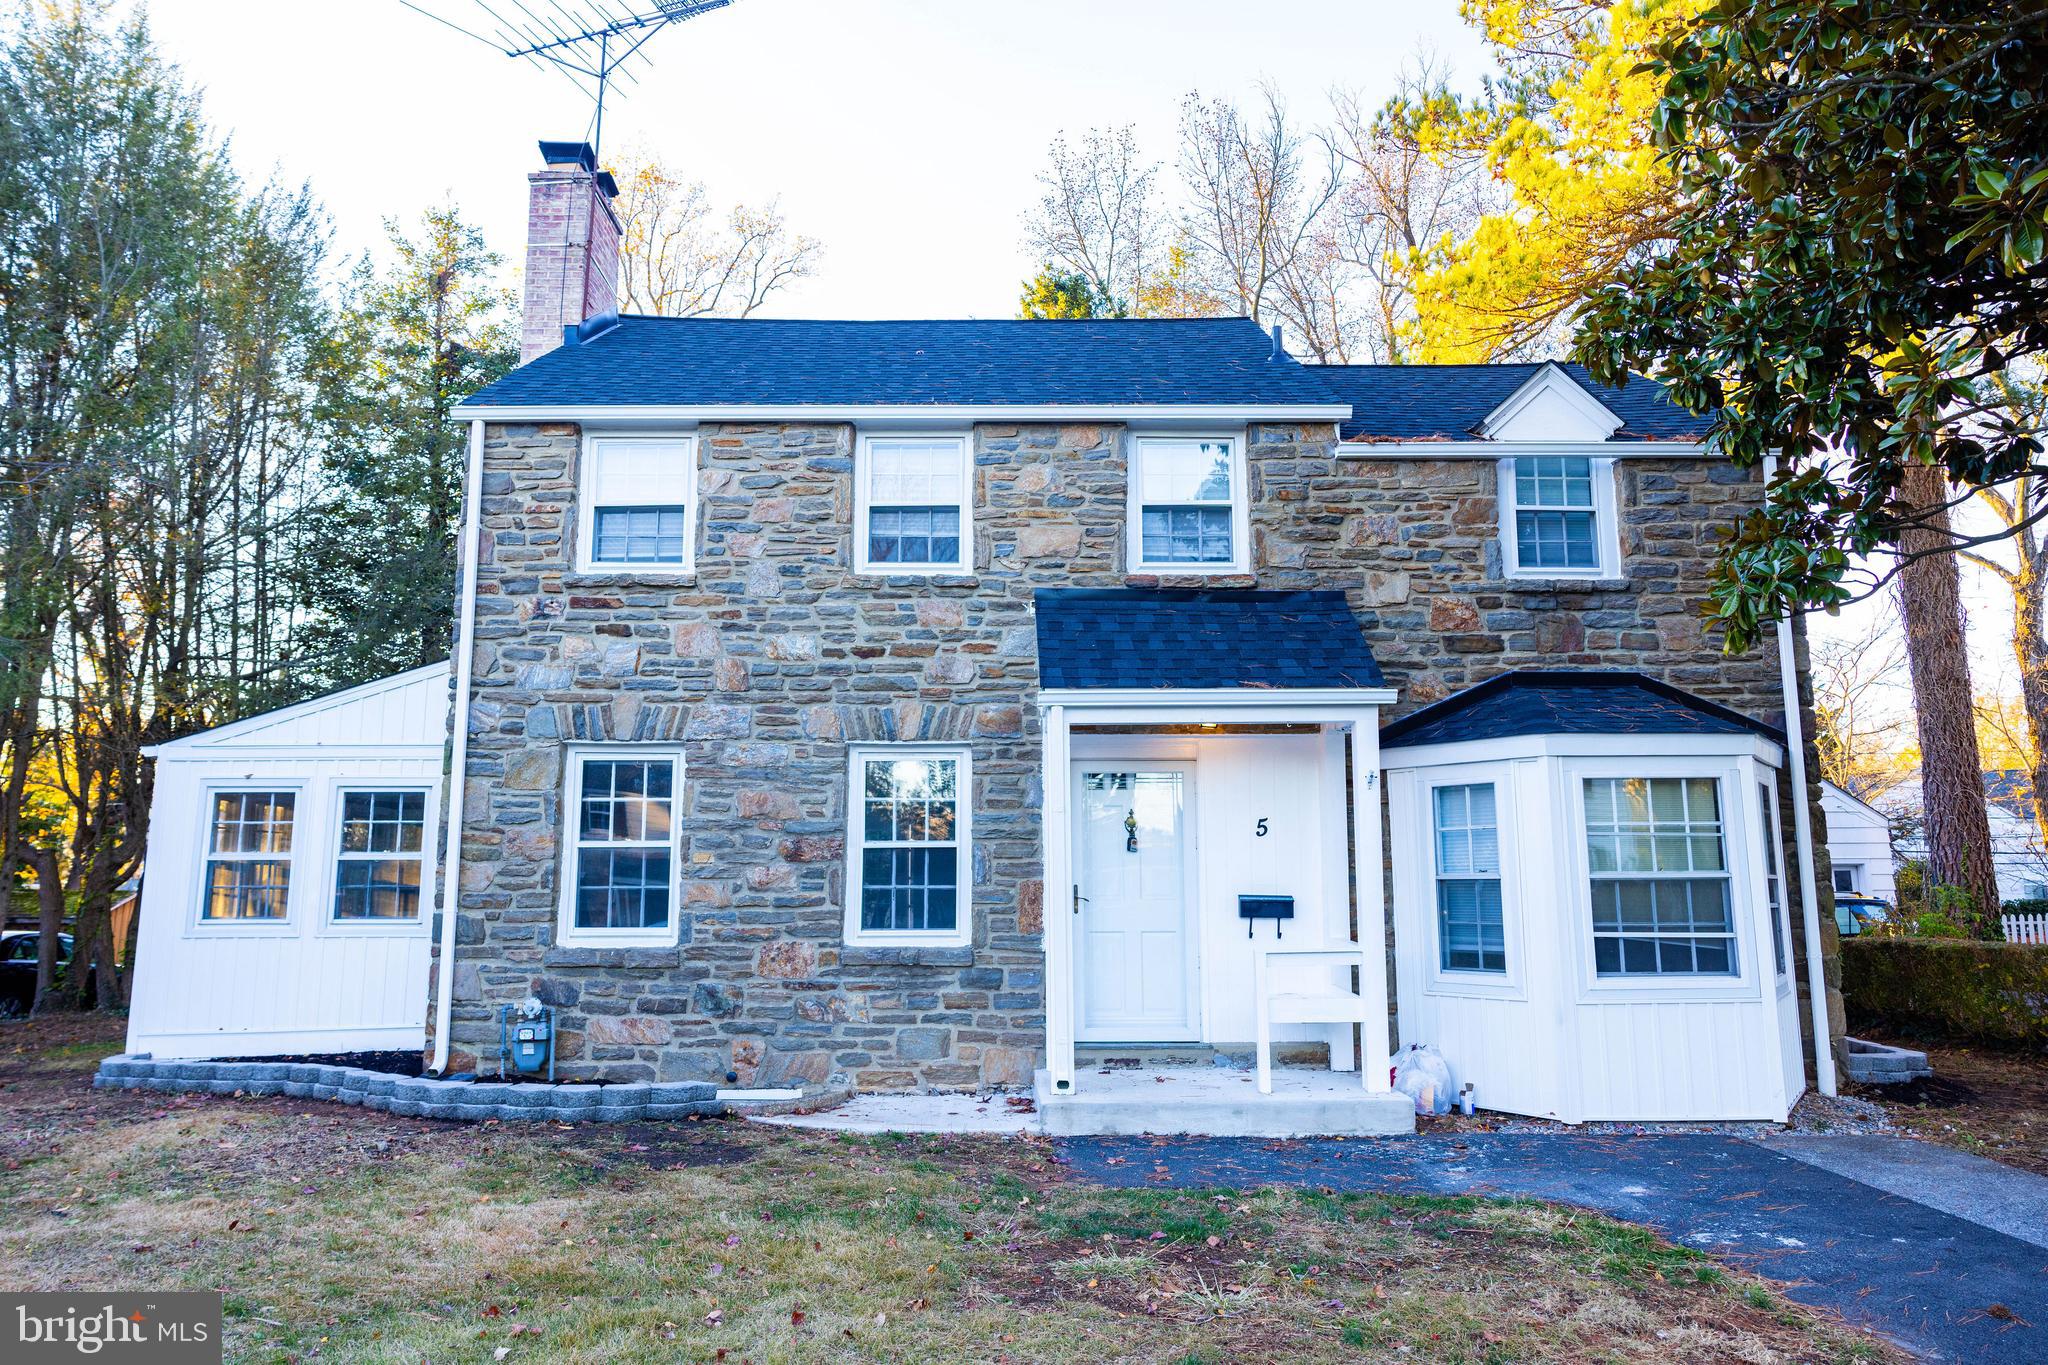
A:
[
  {"left": 1896, "top": 463, "right": 2003, "bottom": 934},
  {"left": 2013, "top": 563, "right": 2048, "bottom": 853},
  {"left": 25, "top": 844, "right": 65, "bottom": 1013}
]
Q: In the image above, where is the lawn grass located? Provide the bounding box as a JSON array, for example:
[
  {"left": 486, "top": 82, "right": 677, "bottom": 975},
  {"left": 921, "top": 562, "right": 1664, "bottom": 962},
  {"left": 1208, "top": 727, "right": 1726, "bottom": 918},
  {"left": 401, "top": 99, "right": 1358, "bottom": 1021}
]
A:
[{"left": 0, "top": 1015, "right": 1897, "bottom": 1363}]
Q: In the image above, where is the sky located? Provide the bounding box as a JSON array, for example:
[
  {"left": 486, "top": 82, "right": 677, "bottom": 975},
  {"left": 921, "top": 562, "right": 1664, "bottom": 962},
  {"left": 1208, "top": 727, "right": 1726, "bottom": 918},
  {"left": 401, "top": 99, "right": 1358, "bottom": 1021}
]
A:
[
  {"left": 141, "top": 0, "right": 1489, "bottom": 317},
  {"left": 131, "top": 0, "right": 2018, "bottom": 713}
]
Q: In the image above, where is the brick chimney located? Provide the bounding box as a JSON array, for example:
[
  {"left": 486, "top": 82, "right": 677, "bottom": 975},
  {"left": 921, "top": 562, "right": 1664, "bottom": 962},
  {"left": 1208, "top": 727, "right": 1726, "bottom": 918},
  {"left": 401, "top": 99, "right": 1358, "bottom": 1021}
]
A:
[{"left": 520, "top": 140, "right": 622, "bottom": 364}]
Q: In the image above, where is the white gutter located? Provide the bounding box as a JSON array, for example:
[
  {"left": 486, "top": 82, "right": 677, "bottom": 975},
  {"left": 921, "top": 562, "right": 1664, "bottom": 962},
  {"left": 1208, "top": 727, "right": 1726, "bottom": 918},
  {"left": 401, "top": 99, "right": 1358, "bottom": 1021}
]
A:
[
  {"left": 431, "top": 419, "right": 487, "bottom": 1075},
  {"left": 1766, "top": 453, "right": 1839, "bottom": 1097},
  {"left": 1335, "top": 440, "right": 1712, "bottom": 460}
]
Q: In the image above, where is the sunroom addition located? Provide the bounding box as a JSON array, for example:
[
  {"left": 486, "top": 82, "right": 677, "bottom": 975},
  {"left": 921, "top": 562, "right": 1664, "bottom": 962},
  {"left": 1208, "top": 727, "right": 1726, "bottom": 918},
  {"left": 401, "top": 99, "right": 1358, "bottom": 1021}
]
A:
[{"left": 1381, "top": 672, "right": 1809, "bottom": 1124}]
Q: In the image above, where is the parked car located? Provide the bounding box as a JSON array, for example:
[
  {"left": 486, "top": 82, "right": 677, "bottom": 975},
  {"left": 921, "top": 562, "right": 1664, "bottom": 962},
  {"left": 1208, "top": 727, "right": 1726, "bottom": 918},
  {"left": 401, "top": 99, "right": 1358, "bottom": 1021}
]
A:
[
  {"left": 1833, "top": 895, "right": 1893, "bottom": 938},
  {"left": 0, "top": 931, "right": 93, "bottom": 1017}
]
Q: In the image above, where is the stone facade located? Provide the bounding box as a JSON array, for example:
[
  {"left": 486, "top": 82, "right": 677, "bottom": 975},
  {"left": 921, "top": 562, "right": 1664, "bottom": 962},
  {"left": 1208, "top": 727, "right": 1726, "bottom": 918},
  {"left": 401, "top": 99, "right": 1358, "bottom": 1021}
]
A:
[{"left": 437, "top": 419, "right": 1840, "bottom": 1088}]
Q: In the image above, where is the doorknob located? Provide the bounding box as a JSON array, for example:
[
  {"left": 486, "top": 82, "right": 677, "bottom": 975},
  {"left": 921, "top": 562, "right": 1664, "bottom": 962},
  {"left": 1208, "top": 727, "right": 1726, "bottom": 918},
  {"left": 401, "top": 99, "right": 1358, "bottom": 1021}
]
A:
[{"left": 1072, "top": 883, "right": 1086, "bottom": 915}]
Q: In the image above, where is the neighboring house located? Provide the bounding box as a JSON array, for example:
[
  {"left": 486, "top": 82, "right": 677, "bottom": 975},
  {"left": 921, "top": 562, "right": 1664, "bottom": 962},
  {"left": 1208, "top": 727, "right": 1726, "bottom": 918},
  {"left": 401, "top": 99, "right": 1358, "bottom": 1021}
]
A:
[
  {"left": 124, "top": 141, "right": 1842, "bottom": 1128},
  {"left": 1821, "top": 781, "right": 1897, "bottom": 903},
  {"left": 1886, "top": 769, "right": 2048, "bottom": 905}
]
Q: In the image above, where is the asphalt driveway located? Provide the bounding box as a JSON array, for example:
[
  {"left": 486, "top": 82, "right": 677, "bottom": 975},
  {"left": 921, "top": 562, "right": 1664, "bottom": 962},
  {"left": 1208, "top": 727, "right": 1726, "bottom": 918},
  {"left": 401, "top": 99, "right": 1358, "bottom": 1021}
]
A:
[{"left": 1057, "top": 1132, "right": 2046, "bottom": 1362}]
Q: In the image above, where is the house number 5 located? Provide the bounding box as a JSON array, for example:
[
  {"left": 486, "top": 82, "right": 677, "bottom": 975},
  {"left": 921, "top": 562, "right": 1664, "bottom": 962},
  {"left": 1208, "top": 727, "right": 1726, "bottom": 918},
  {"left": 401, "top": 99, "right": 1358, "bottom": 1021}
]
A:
[{"left": 1255, "top": 817, "right": 1269, "bottom": 837}]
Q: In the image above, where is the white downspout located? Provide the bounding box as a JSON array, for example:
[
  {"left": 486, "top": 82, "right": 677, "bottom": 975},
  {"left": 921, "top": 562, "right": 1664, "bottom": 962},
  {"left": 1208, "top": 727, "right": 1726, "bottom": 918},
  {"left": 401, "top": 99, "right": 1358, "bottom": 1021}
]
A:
[
  {"left": 431, "top": 418, "right": 487, "bottom": 1074},
  {"left": 1766, "top": 454, "right": 1839, "bottom": 1097}
]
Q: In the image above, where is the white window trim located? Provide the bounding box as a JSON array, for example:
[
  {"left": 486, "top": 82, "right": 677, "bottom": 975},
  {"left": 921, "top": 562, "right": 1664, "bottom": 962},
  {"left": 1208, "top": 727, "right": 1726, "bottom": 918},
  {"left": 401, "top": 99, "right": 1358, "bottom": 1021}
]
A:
[
  {"left": 843, "top": 742, "right": 973, "bottom": 950},
  {"left": 1414, "top": 763, "right": 1526, "bottom": 1000},
  {"left": 853, "top": 431, "right": 974, "bottom": 576},
  {"left": 1498, "top": 454, "right": 1621, "bottom": 580},
  {"left": 191, "top": 782, "right": 304, "bottom": 934},
  {"left": 1560, "top": 756, "right": 1763, "bottom": 1002},
  {"left": 575, "top": 433, "right": 699, "bottom": 576},
  {"left": 1755, "top": 771, "right": 1795, "bottom": 993},
  {"left": 325, "top": 783, "right": 437, "bottom": 934},
  {"left": 1126, "top": 431, "right": 1251, "bottom": 576},
  {"left": 555, "top": 744, "right": 686, "bottom": 949},
  {"left": 1832, "top": 864, "right": 1862, "bottom": 895}
]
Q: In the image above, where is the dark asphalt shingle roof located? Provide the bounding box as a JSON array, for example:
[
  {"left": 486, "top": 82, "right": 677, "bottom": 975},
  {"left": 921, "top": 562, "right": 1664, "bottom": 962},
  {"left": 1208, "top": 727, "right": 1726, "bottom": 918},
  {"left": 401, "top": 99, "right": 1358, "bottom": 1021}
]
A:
[
  {"left": 461, "top": 316, "right": 1347, "bottom": 410},
  {"left": 1379, "top": 670, "right": 1779, "bottom": 748},
  {"left": 1315, "top": 362, "right": 1715, "bottom": 443},
  {"left": 1034, "top": 589, "right": 1384, "bottom": 690}
]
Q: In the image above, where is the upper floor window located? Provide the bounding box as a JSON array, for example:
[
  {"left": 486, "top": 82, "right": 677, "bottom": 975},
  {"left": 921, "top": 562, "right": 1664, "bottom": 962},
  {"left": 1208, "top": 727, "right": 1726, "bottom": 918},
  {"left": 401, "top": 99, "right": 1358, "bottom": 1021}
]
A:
[
  {"left": 855, "top": 435, "right": 972, "bottom": 575},
  {"left": 202, "top": 791, "right": 296, "bottom": 921},
  {"left": 559, "top": 748, "right": 683, "bottom": 947},
  {"left": 1500, "top": 455, "right": 1618, "bottom": 579},
  {"left": 1129, "top": 436, "right": 1248, "bottom": 574},
  {"left": 579, "top": 436, "right": 696, "bottom": 573},
  {"left": 332, "top": 789, "right": 429, "bottom": 922},
  {"left": 1584, "top": 776, "right": 1735, "bottom": 977}
]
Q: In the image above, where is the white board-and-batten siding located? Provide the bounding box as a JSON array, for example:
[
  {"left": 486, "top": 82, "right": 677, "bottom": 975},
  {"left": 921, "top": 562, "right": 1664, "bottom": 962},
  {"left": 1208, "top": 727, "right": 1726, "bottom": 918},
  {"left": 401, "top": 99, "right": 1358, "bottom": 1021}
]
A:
[{"left": 125, "top": 665, "right": 449, "bottom": 1060}]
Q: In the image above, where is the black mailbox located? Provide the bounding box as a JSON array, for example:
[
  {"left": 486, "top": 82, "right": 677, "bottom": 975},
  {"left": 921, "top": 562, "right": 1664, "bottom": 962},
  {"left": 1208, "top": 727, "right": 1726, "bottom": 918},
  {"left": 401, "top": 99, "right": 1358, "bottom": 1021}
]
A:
[{"left": 1238, "top": 894, "right": 1295, "bottom": 938}]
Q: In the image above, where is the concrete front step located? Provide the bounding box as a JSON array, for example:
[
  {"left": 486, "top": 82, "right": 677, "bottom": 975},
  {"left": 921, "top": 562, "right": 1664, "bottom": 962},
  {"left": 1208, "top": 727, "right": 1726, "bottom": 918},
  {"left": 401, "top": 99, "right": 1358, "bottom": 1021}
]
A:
[{"left": 1034, "top": 1066, "right": 1415, "bottom": 1138}]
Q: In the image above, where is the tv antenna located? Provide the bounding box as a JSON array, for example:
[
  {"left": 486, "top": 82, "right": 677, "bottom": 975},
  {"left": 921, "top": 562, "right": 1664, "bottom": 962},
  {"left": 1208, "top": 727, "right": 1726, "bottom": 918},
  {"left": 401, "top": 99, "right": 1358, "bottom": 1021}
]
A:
[{"left": 401, "top": 0, "right": 737, "bottom": 158}]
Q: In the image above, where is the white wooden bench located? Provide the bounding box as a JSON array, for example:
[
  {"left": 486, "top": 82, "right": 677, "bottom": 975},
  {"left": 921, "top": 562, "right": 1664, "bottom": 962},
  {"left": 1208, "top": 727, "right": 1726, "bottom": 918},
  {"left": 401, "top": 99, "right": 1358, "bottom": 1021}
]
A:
[{"left": 1253, "top": 944, "right": 1372, "bottom": 1095}]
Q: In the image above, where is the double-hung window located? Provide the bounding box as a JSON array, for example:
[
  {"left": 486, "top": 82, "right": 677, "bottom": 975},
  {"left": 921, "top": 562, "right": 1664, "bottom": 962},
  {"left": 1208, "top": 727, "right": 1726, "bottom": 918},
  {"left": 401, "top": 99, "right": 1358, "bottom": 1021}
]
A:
[
  {"left": 1433, "top": 783, "right": 1506, "bottom": 973},
  {"left": 580, "top": 436, "right": 695, "bottom": 572},
  {"left": 1130, "top": 436, "right": 1247, "bottom": 573},
  {"left": 1501, "top": 455, "right": 1617, "bottom": 577},
  {"left": 561, "top": 749, "right": 682, "bottom": 945},
  {"left": 332, "top": 790, "right": 429, "bottom": 922},
  {"left": 846, "top": 746, "right": 970, "bottom": 947},
  {"left": 1583, "top": 776, "right": 1737, "bottom": 976},
  {"left": 202, "top": 791, "right": 296, "bottom": 921},
  {"left": 855, "top": 435, "right": 971, "bottom": 574}
]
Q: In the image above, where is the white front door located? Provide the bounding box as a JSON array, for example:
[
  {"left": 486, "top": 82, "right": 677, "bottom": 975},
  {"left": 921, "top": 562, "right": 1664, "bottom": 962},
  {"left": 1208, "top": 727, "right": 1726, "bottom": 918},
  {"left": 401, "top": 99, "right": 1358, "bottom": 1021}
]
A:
[{"left": 1073, "top": 763, "right": 1200, "bottom": 1041}]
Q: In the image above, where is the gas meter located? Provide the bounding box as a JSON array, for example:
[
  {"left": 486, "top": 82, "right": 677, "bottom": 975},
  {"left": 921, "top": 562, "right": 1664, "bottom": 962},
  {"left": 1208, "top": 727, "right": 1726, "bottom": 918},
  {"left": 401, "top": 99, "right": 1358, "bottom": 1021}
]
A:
[{"left": 499, "top": 996, "right": 556, "bottom": 1081}]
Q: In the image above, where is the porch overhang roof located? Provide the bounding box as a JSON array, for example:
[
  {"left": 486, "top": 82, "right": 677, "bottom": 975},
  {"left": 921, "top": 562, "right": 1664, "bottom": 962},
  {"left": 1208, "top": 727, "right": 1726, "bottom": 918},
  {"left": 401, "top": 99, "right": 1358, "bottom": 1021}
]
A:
[{"left": 1033, "top": 588, "right": 1386, "bottom": 692}]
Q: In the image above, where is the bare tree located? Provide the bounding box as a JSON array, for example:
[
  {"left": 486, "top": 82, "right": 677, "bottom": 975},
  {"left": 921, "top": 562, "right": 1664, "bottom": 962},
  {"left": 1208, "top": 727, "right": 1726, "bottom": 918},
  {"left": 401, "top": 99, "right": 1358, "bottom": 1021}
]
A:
[
  {"left": 612, "top": 148, "right": 821, "bottom": 317},
  {"left": 1810, "top": 605, "right": 1912, "bottom": 802},
  {"left": 1021, "top": 125, "right": 1167, "bottom": 316},
  {"left": 1175, "top": 87, "right": 1345, "bottom": 358},
  {"left": 1323, "top": 64, "right": 1493, "bottom": 362},
  {"left": 1956, "top": 375, "right": 2048, "bottom": 851}
]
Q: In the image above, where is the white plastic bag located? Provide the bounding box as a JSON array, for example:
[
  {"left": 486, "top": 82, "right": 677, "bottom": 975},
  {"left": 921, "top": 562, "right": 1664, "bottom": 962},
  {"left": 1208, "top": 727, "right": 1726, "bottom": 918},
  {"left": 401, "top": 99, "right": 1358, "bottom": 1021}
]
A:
[{"left": 1393, "top": 1042, "right": 1454, "bottom": 1116}]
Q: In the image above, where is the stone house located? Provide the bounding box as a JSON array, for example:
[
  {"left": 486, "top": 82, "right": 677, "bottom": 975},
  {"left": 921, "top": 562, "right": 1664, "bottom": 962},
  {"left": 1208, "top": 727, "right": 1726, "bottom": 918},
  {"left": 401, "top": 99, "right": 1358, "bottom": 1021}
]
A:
[{"left": 121, "top": 142, "right": 1845, "bottom": 1133}]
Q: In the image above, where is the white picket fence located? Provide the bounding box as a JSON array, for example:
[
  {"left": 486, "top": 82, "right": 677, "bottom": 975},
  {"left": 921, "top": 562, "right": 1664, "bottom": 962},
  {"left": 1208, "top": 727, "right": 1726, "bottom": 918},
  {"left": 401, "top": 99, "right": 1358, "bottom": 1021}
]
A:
[{"left": 2003, "top": 912, "right": 2048, "bottom": 945}]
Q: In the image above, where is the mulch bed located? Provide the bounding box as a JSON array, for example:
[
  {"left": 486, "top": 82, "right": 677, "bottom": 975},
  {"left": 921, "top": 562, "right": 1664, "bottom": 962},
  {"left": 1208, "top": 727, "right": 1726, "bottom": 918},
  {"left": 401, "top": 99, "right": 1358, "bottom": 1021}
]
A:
[
  {"left": 214, "top": 1049, "right": 425, "bottom": 1076},
  {"left": 1850, "top": 1035, "right": 2048, "bottom": 1176}
]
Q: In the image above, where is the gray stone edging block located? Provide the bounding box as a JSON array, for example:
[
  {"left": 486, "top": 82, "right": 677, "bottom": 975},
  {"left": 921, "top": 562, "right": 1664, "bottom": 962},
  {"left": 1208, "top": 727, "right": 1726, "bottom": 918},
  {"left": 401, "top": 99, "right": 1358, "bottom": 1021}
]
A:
[{"left": 91, "top": 1054, "right": 722, "bottom": 1124}]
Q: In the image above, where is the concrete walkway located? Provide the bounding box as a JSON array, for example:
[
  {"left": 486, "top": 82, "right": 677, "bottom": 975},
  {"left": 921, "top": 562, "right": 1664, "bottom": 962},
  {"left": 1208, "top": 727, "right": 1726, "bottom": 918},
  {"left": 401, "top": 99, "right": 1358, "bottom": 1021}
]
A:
[{"left": 1057, "top": 1133, "right": 2048, "bottom": 1363}]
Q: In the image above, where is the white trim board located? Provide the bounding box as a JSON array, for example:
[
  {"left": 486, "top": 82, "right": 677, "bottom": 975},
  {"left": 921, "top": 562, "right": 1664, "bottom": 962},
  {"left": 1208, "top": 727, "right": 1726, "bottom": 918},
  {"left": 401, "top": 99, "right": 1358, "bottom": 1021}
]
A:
[
  {"left": 1383, "top": 732, "right": 1784, "bottom": 770},
  {"left": 1040, "top": 687, "right": 1399, "bottom": 710},
  {"left": 454, "top": 403, "right": 1354, "bottom": 425}
]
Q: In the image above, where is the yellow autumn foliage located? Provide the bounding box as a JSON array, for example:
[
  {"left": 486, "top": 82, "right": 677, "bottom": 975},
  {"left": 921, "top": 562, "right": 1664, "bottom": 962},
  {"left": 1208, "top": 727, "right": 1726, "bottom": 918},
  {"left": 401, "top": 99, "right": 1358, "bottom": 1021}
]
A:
[{"left": 1401, "top": 0, "right": 1702, "bottom": 361}]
